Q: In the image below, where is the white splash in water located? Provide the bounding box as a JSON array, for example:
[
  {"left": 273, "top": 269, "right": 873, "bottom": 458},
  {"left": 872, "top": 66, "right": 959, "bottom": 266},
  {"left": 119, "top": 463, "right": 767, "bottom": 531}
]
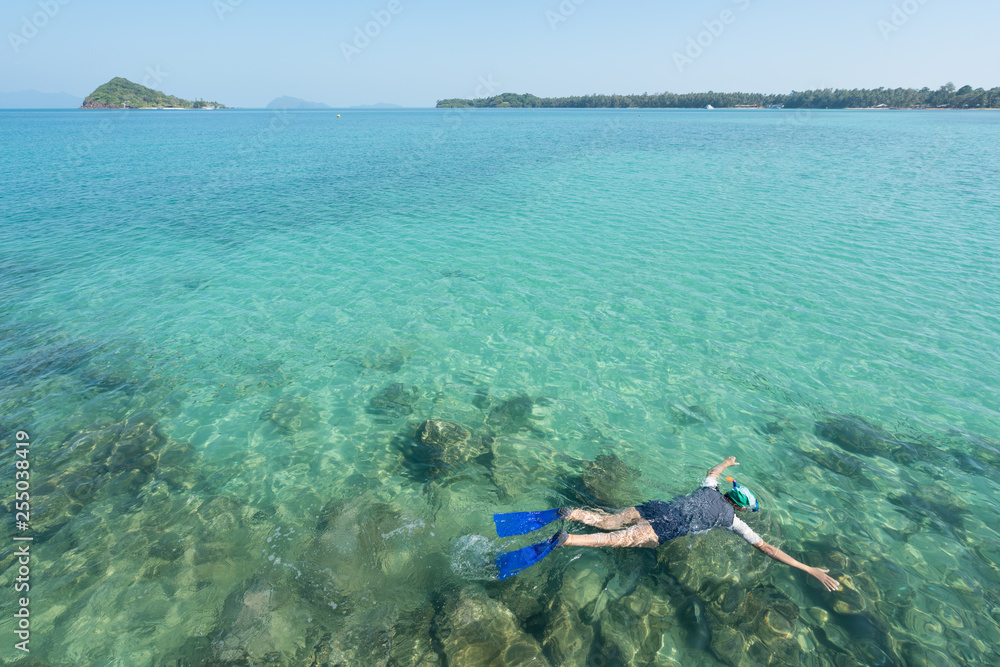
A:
[
  {"left": 381, "top": 519, "right": 426, "bottom": 540},
  {"left": 449, "top": 535, "right": 499, "bottom": 580}
]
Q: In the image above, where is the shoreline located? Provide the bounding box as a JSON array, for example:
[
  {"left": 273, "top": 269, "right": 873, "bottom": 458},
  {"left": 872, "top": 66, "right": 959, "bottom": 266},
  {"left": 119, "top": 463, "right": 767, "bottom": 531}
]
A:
[
  {"left": 435, "top": 106, "right": 1000, "bottom": 111},
  {"left": 77, "top": 106, "right": 227, "bottom": 110}
]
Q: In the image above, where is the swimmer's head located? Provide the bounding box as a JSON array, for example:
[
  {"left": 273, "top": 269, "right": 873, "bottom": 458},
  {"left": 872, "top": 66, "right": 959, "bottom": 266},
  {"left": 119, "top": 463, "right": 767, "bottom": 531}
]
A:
[{"left": 724, "top": 476, "right": 759, "bottom": 512}]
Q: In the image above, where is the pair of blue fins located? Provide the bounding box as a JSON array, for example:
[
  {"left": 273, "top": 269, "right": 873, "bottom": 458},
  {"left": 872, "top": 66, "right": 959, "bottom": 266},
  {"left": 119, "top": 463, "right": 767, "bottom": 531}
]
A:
[{"left": 493, "top": 508, "right": 567, "bottom": 580}]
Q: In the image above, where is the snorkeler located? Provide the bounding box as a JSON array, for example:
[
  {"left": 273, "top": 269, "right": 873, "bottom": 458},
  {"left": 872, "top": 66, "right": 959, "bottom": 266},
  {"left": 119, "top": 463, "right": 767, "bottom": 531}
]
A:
[{"left": 494, "top": 456, "right": 841, "bottom": 591}]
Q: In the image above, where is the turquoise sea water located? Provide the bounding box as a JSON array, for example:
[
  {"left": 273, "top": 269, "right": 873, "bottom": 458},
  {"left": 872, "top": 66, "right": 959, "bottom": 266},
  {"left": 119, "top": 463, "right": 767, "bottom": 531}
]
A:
[{"left": 1, "top": 108, "right": 999, "bottom": 665}]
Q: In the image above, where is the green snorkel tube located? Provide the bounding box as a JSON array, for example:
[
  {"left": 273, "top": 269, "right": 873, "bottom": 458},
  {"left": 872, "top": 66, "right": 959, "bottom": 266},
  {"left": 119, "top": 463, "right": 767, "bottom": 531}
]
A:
[{"left": 725, "top": 476, "right": 759, "bottom": 511}]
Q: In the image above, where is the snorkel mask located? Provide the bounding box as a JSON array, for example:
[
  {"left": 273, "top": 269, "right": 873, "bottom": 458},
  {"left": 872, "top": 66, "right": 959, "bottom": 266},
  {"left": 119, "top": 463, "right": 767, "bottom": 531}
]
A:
[{"left": 725, "top": 476, "right": 759, "bottom": 512}]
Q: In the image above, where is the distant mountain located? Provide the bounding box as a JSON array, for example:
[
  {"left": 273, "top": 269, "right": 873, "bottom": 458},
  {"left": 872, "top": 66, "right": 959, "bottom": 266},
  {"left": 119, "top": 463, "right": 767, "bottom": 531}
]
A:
[
  {"left": 0, "top": 90, "right": 82, "bottom": 108},
  {"left": 350, "top": 102, "right": 402, "bottom": 109},
  {"left": 82, "top": 77, "right": 225, "bottom": 109},
  {"left": 266, "top": 96, "right": 331, "bottom": 109}
]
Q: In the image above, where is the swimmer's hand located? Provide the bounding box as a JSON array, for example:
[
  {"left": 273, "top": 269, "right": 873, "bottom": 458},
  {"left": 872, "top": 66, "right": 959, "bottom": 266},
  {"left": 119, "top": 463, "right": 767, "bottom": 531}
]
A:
[
  {"left": 753, "top": 541, "right": 841, "bottom": 592},
  {"left": 810, "top": 567, "right": 841, "bottom": 592},
  {"left": 707, "top": 457, "right": 739, "bottom": 477}
]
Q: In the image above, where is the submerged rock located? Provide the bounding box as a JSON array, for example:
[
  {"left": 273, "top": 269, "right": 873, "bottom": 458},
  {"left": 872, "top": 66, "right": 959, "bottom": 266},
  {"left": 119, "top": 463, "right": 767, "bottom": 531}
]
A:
[
  {"left": 157, "top": 440, "right": 199, "bottom": 490},
  {"left": 437, "top": 588, "right": 549, "bottom": 665},
  {"left": 944, "top": 431, "right": 1000, "bottom": 475},
  {"left": 417, "top": 419, "right": 473, "bottom": 453},
  {"left": 716, "top": 581, "right": 746, "bottom": 615},
  {"left": 409, "top": 419, "right": 494, "bottom": 475},
  {"left": 754, "top": 412, "right": 795, "bottom": 438},
  {"left": 678, "top": 597, "right": 712, "bottom": 650},
  {"left": 671, "top": 404, "right": 713, "bottom": 426},
  {"left": 814, "top": 414, "right": 894, "bottom": 457},
  {"left": 826, "top": 608, "right": 893, "bottom": 665},
  {"left": 367, "top": 383, "right": 420, "bottom": 422},
  {"left": 763, "top": 608, "right": 796, "bottom": 637},
  {"left": 489, "top": 456, "right": 535, "bottom": 502},
  {"left": 947, "top": 448, "right": 993, "bottom": 475},
  {"left": 900, "top": 642, "right": 954, "bottom": 667},
  {"left": 709, "top": 626, "right": 747, "bottom": 666},
  {"left": 814, "top": 414, "right": 927, "bottom": 464},
  {"left": 888, "top": 487, "right": 969, "bottom": 537},
  {"left": 1, "top": 338, "right": 91, "bottom": 383},
  {"left": 343, "top": 345, "right": 412, "bottom": 373},
  {"left": 179, "top": 276, "right": 211, "bottom": 291},
  {"left": 259, "top": 396, "right": 321, "bottom": 435},
  {"left": 315, "top": 498, "right": 401, "bottom": 567},
  {"left": 800, "top": 448, "right": 875, "bottom": 488},
  {"left": 653, "top": 532, "right": 811, "bottom": 662},
  {"left": 205, "top": 576, "right": 306, "bottom": 666},
  {"left": 582, "top": 572, "right": 678, "bottom": 666},
  {"left": 74, "top": 412, "right": 167, "bottom": 467},
  {"left": 440, "top": 268, "right": 481, "bottom": 280},
  {"left": 471, "top": 388, "right": 493, "bottom": 411},
  {"left": 194, "top": 494, "right": 246, "bottom": 534},
  {"left": 31, "top": 412, "right": 196, "bottom": 540},
  {"left": 577, "top": 452, "right": 643, "bottom": 507},
  {"left": 541, "top": 598, "right": 596, "bottom": 665},
  {"left": 485, "top": 394, "right": 538, "bottom": 435},
  {"left": 537, "top": 566, "right": 610, "bottom": 662},
  {"left": 79, "top": 368, "right": 142, "bottom": 395},
  {"left": 215, "top": 358, "right": 288, "bottom": 401},
  {"left": 756, "top": 421, "right": 787, "bottom": 437},
  {"left": 306, "top": 493, "right": 442, "bottom": 613},
  {"left": 303, "top": 605, "right": 440, "bottom": 667},
  {"left": 298, "top": 611, "right": 396, "bottom": 667},
  {"left": 209, "top": 581, "right": 282, "bottom": 662},
  {"left": 740, "top": 589, "right": 805, "bottom": 664}
]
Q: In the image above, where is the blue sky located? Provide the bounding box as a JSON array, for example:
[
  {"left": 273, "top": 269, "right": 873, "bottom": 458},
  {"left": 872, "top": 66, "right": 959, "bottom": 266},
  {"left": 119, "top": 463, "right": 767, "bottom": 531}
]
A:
[{"left": 2, "top": 0, "right": 998, "bottom": 107}]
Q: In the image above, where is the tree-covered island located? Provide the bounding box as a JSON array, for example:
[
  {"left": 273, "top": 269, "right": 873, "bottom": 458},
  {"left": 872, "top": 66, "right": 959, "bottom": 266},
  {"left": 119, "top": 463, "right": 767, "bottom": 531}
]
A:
[
  {"left": 437, "top": 84, "right": 1000, "bottom": 109},
  {"left": 81, "top": 77, "right": 227, "bottom": 109}
]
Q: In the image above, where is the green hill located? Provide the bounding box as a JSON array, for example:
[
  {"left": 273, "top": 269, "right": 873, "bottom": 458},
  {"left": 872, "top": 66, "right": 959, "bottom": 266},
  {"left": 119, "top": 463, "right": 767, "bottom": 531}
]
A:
[{"left": 81, "top": 77, "right": 226, "bottom": 109}]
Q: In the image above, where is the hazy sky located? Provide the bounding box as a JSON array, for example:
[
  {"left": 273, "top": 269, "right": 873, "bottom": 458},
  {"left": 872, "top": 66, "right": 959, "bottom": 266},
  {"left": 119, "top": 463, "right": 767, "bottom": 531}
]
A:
[{"left": 2, "top": 0, "right": 998, "bottom": 107}]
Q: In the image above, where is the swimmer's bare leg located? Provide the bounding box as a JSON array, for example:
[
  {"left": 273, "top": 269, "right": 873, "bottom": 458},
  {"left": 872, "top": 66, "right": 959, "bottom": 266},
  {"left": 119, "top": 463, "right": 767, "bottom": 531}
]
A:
[
  {"left": 563, "top": 520, "right": 659, "bottom": 549},
  {"left": 565, "top": 507, "right": 642, "bottom": 531}
]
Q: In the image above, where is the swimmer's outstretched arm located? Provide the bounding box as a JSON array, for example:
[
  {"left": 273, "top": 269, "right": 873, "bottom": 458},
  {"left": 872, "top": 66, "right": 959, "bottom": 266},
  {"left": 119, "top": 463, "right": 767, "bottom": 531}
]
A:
[
  {"left": 707, "top": 456, "right": 740, "bottom": 479},
  {"left": 753, "top": 540, "right": 841, "bottom": 592}
]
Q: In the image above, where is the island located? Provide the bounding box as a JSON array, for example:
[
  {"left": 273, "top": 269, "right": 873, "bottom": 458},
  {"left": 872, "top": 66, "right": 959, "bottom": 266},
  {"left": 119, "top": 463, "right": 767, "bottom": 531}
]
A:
[
  {"left": 436, "top": 84, "right": 1000, "bottom": 110},
  {"left": 81, "top": 77, "right": 226, "bottom": 109},
  {"left": 266, "top": 96, "right": 332, "bottom": 110},
  {"left": 349, "top": 103, "right": 403, "bottom": 109}
]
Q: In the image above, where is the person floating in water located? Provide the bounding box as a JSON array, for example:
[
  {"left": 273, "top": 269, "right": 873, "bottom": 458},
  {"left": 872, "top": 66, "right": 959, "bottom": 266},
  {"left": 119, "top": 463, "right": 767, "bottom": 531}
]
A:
[{"left": 494, "top": 456, "right": 841, "bottom": 592}]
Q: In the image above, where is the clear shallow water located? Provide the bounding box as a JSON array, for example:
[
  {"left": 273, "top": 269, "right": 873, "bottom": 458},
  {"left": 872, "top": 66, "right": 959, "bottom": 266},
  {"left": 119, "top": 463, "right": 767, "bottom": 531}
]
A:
[{"left": 1, "top": 108, "right": 999, "bottom": 665}]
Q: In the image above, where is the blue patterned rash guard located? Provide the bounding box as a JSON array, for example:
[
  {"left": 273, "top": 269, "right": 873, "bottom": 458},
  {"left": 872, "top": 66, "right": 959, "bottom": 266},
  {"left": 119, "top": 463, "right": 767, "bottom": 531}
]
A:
[{"left": 636, "top": 477, "right": 762, "bottom": 546}]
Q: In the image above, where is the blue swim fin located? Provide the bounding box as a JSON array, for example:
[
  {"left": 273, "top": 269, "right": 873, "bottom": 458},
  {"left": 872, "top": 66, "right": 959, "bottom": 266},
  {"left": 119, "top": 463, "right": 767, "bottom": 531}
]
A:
[
  {"left": 496, "top": 531, "right": 563, "bottom": 580},
  {"left": 493, "top": 508, "right": 562, "bottom": 537}
]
